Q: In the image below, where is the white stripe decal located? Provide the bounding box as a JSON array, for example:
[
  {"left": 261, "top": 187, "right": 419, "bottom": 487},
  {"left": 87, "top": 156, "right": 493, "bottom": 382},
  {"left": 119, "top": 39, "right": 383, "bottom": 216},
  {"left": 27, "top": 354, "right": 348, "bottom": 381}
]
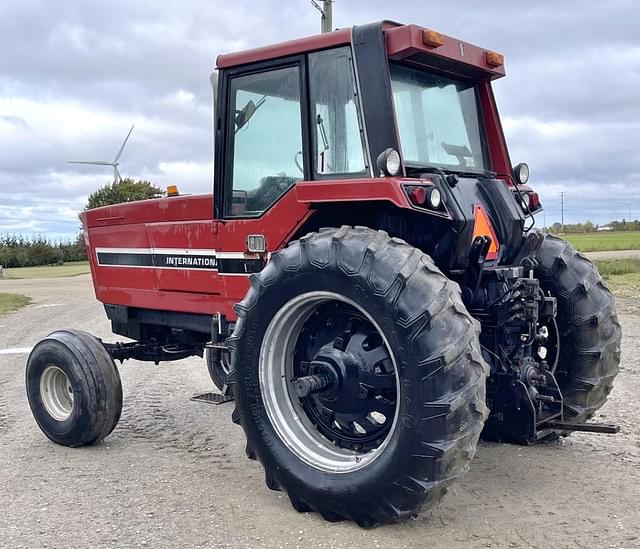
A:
[
  {"left": 95, "top": 247, "right": 246, "bottom": 259},
  {"left": 95, "top": 247, "right": 152, "bottom": 255}
]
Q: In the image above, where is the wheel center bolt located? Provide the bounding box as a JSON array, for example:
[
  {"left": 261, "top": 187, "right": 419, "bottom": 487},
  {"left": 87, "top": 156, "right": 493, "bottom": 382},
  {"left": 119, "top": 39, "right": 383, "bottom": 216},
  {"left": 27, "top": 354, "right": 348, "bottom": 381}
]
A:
[{"left": 293, "top": 374, "right": 334, "bottom": 398}]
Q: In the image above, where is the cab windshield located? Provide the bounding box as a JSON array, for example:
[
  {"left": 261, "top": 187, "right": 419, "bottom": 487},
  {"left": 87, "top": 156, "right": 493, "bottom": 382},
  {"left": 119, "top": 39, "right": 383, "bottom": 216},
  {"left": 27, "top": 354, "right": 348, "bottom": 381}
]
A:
[{"left": 390, "top": 64, "right": 487, "bottom": 173}]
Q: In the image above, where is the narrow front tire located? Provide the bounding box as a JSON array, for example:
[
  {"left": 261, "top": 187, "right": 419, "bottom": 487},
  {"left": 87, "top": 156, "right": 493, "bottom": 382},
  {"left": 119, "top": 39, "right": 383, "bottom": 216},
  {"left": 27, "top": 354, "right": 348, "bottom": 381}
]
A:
[{"left": 26, "top": 330, "right": 123, "bottom": 447}]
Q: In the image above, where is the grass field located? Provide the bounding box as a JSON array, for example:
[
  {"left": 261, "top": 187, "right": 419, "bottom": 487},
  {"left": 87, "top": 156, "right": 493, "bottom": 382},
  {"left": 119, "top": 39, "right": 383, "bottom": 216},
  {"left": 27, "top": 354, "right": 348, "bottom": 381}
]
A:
[
  {"left": 563, "top": 231, "right": 640, "bottom": 252},
  {"left": 595, "top": 258, "right": 640, "bottom": 298},
  {"left": 0, "top": 293, "right": 31, "bottom": 315},
  {"left": 1, "top": 261, "right": 90, "bottom": 280}
]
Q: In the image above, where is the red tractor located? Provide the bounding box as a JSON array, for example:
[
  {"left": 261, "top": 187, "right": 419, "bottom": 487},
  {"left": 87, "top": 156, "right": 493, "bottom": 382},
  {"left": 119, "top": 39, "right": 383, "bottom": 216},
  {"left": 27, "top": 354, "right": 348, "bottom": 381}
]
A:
[{"left": 26, "top": 22, "right": 621, "bottom": 526}]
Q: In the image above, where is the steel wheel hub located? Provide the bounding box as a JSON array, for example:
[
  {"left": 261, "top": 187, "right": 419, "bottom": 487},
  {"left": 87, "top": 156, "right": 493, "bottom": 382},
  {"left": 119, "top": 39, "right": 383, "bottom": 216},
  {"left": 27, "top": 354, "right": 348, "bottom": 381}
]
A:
[
  {"left": 259, "top": 291, "right": 400, "bottom": 473},
  {"left": 40, "top": 365, "right": 74, "bottom": 421}
]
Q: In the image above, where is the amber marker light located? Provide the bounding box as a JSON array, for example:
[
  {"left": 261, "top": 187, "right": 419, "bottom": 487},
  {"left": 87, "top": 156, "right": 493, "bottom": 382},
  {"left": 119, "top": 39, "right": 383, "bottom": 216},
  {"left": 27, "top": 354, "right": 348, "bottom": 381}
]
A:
[
  {"left": 167, "top": 185, "right": 180, "bottom": 196},
  {"left": 486, "top": 51, "right": 504, "bottom": 67},
  {"left": 422, "top": 29, "right": 445, "bottom": 48}
]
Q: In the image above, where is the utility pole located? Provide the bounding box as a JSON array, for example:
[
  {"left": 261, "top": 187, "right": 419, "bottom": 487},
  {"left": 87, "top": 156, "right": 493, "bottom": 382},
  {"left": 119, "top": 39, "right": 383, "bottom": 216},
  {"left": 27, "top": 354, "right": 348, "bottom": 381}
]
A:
[
  {"left": 560, "top": 191, "right": 565, "bottom": 232},
  {"left": 312, "top": 0, "right": 333, "bottom": 33}
]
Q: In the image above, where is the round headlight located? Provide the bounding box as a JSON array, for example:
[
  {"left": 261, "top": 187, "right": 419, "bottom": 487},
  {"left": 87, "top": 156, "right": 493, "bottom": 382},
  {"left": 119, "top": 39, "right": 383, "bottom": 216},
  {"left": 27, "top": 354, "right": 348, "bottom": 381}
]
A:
[
  {"left": 376, "top": 148, "right": 402, "bottom": 177},
  {"left": 428, "top": 187, "right": 442, "bottom": 209},
  {"left": 521, "top": 193, "right": 531, "bottom": 210},
  {"left": 513, "top": 162, "right": 529, "bottom": 185}
]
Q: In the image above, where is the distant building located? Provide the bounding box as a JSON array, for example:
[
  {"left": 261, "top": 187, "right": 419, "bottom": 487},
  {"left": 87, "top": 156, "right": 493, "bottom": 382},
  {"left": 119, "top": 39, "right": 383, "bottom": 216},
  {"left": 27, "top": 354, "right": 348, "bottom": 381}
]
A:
[{"left": 597, "top": 226, "right": 614, "bottom": 232}]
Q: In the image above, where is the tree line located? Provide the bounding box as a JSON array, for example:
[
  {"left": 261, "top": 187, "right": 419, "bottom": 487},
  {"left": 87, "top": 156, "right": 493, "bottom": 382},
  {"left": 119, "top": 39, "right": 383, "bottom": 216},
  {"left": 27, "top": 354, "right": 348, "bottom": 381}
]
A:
[
  {"left": 547, "top": 219, "right": 640, "bottom": 234},
  {"left": 0, "top": 234, "right": 87, "bottom": 268}
]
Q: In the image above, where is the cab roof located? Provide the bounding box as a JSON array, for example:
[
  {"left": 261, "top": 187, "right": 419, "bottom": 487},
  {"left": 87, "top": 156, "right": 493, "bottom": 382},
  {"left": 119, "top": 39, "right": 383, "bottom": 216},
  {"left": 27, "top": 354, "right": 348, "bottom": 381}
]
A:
[{"left": 216, "top": 22, "right": 505, "bottom": 80}]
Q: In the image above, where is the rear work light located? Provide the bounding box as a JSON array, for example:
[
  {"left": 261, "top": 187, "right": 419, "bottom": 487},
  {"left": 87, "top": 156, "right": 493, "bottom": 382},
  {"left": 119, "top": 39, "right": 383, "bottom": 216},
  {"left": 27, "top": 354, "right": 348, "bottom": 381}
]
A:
[{"left": 376, "top": 148, "right": 402, "bottom": 177}]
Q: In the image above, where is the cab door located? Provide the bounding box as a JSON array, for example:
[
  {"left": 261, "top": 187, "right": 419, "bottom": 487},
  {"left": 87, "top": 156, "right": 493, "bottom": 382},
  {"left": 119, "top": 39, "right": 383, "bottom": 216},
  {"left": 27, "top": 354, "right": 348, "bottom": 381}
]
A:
[{"left": 215, "top": 57, "right": 310, "bottom": 301}]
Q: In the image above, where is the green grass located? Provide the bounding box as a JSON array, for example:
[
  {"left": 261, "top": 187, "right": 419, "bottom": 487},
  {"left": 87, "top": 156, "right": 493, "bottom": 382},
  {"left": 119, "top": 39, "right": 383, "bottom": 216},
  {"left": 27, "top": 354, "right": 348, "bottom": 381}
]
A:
[
  {"left": 563, "top": 231, "right": 640, "bottom": 252},
  {"left": 594, "top": 258, "right": 640, "bottom": 277},
  {"left": 0, "top": 292, "right": 31, "bottom": 315},
  {"left": 1, "top": 261, "right": 90, "bottom": 279},
  {"left": 595, "top": 258, "right": 640, "bottom": 298}
]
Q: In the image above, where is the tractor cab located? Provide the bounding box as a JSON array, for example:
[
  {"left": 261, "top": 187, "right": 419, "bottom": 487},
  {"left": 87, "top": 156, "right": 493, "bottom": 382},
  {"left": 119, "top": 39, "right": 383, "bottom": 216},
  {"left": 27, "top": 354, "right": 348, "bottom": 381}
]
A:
[{"left": 212, "top": 22, "right": 537, "bottom": 274}]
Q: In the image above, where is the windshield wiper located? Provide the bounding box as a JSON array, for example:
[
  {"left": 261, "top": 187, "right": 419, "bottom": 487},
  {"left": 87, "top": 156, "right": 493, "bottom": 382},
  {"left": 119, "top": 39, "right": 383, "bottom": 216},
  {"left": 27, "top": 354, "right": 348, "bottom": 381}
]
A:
[{"left": 406, "top": 164, "right": 495, "bottom": 180}]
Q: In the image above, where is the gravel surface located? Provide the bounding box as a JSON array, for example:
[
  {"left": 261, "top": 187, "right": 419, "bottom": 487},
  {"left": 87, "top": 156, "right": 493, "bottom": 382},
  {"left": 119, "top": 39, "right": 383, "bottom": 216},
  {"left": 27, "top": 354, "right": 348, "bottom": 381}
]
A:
[
  {"left": 1, "top": 275, "right": 639, "bottom": 548},
  {"left": 584, "top": 249, "right": 640, "bottom": 260}
]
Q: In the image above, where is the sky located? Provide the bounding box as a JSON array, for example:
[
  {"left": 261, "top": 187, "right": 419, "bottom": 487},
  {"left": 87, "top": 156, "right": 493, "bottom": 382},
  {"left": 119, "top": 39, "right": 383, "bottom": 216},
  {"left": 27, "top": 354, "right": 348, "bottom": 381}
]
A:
[{"left": 1, "top": 0, "right": 639, "bottom": 239}]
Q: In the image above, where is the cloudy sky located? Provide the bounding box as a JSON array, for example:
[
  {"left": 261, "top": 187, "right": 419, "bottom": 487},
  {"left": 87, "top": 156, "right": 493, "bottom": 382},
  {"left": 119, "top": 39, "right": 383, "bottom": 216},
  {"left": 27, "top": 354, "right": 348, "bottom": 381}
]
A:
[{"left": 1, "top": 0, "right": 639, "bottom": 239}]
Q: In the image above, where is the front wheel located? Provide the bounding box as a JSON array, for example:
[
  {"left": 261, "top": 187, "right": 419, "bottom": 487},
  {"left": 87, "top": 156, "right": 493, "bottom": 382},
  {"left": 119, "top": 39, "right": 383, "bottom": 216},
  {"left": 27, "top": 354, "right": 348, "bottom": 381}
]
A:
[
  {"left": 228, "top": 227, "right": 489, "bottom": 526},
  {"left": 26, "top": 330, "right": 123, "bottom": 447}
]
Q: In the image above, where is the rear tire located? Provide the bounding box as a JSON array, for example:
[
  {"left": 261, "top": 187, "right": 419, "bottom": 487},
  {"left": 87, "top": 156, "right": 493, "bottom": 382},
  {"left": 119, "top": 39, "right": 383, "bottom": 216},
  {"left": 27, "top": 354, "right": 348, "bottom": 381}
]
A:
[
  {"left": 26, "top": 330, "right": 123, "bottom": 447},
  {"left": 535, "top": 234, "right": 621, "bottom": 426},
  {"left": 228, "top": 227, "right": 489, "bottom": 526}
]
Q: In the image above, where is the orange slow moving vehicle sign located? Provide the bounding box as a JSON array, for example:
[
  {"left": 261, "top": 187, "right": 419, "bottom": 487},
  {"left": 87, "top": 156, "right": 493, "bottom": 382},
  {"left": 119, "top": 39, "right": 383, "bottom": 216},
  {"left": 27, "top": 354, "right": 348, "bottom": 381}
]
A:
[{"left": 472, "top": 205, "right": 500, "bottom": 260}]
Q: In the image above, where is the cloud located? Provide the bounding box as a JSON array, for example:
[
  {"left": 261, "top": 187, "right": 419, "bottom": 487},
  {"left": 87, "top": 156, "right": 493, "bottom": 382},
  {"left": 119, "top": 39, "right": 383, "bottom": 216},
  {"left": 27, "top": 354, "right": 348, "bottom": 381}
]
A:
[{"left": 1, "top": 0, "right": 639, "bottom": 238}]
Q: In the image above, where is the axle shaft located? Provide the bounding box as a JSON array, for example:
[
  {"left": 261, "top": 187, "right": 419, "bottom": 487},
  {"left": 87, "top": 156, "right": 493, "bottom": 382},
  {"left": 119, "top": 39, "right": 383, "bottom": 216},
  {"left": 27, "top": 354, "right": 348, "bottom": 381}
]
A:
[{"left": 293, "top": 374, "right": 334, "bottom": 398}]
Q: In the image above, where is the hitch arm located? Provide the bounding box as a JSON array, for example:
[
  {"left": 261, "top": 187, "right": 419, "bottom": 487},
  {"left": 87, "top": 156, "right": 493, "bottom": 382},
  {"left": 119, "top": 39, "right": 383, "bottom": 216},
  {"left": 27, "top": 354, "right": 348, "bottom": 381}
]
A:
[{"left": 546, "top": 421, "right": 620, "bottom": 434}]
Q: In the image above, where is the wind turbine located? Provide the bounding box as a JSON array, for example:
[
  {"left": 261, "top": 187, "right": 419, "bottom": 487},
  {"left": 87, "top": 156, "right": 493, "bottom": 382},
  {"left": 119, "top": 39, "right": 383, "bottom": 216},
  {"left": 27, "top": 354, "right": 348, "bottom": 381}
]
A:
[{"left": 68, "top": 124, "right": 135, "bottom": 183}]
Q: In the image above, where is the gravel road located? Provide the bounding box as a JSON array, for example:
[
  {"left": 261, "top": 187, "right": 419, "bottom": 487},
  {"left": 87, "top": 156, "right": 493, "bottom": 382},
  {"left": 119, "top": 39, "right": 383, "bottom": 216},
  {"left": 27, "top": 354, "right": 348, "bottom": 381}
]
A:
[
  {"left": 1, "top": 275, "right": 639, "bottom": 549},
  {"left": 584, "top": 249, "right": 640, "bottom": 261}
]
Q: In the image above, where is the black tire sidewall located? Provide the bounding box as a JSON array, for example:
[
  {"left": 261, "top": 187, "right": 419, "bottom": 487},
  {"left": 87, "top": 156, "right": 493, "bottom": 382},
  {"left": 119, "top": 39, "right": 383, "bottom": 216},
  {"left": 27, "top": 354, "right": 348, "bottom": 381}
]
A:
[{"left": 26, "top": 340, "right": 97, "bottom": 445}]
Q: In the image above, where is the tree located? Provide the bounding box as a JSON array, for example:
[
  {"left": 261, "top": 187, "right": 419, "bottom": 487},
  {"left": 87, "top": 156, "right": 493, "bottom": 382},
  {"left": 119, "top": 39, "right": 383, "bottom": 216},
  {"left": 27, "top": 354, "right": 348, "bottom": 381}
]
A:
[{"left": 85, "top": 178, "right": 163, "bottom": 210}]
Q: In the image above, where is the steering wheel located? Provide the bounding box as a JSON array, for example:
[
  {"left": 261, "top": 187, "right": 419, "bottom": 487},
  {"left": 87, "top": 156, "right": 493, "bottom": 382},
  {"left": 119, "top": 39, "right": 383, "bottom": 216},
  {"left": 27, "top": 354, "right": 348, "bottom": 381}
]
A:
[{"left": 294, "top": 151, "right": 304, "bottom": 174}]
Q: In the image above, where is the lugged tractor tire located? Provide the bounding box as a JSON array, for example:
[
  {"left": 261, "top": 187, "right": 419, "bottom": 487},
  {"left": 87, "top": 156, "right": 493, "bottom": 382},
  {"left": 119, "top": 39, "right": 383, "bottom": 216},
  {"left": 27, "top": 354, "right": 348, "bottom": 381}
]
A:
[
  {"left": 26, "top": 329, "right": 123, "bottom": 447},
  {"left": 227, "top": 226, "right": 489, "bottom": 527},
  {"left": 535, "top": 234, "right": 621, "bottom": 427}
]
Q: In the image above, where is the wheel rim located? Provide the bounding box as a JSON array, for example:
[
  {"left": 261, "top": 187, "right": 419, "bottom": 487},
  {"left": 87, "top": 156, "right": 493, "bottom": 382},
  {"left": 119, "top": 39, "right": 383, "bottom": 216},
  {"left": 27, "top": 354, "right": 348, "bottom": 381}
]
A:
[
  {"left": 259, "top": 291, "right": 400, "bottom": 473},
  {"left": 40, "top": 365, "right": 74, "bottom": 421}
]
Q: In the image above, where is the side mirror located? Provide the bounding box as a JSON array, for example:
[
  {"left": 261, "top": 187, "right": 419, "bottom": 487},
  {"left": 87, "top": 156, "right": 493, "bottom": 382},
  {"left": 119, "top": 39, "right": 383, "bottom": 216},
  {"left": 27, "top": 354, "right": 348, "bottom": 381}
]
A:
[{"left": 235, "top": 100, "right": 257, "bottom": 133}]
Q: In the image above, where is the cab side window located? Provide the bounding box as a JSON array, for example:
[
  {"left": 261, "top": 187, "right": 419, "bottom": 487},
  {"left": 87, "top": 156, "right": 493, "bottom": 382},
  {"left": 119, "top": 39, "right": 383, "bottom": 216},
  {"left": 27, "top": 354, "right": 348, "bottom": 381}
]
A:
[
  {"left": 308, "top": 47, "right": 367, "bottom": 176},
  {"left": 225, "top": 65, "right": 304, "bottom": 217}
]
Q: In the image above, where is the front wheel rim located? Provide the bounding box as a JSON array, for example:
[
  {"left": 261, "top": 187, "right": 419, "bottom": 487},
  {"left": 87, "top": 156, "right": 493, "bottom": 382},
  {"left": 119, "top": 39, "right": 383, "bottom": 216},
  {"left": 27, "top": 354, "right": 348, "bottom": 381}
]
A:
[
  {"left": 40, "top": 365, "right": 74, "bottom": 421},
  {"left": 259, "top": 291, "right": 400, "bottom": 473}
]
